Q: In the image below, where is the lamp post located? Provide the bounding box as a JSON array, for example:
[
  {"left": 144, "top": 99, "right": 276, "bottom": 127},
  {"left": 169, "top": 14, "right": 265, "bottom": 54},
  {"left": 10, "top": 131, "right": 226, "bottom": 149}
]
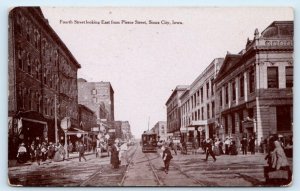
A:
[{"left": 61, "top": 117, "right": 71, "bottom": 160}]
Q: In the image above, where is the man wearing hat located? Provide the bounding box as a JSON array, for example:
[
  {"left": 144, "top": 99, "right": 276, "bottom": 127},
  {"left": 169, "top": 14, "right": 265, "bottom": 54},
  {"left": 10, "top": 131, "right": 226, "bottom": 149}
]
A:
[{"left": 162, "top": 144, "right": 173, "bottom": 174}]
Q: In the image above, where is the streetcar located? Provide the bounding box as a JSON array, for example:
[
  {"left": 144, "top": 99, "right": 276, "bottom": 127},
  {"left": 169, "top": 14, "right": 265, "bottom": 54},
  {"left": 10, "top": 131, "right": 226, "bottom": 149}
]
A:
[{"left": 141, "top": 131, "right": 157, "bottom": 153}]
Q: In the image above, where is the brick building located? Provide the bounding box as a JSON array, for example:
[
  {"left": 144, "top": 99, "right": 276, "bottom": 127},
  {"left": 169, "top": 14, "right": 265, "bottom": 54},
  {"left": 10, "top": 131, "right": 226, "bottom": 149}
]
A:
[
  {"left": 77, "top": 78, "right": 114, "bottom": 123},
  {"left": 165, "top": 85, "right": 189, "bottom": 141},
  {"left": 8, "top": 7, "right": 81, "bottom": 159},
  {"left": 78, "top": 104, "right": 97, "bottom": 132},
  {"left": 214, "top": 21, "right": 293, "bottom": 146},
  {"left": 151, "top": 121, "right": 168, "bottom": 141}
]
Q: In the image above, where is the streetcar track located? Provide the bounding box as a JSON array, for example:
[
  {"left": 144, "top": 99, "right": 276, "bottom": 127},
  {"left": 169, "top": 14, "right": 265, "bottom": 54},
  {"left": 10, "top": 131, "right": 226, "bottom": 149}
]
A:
[
  {"left": 153, "top": 152, "right": 215, "bottom": 186},
  {"left": 145, "top": 153, "right": 164, "bottom": 186},
  {"left": 119, "top": 144, "right": 139, "bottom": 186}
]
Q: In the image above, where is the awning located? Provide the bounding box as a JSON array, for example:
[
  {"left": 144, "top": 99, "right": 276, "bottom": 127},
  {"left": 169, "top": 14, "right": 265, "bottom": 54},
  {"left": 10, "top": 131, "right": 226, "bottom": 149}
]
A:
[
  {"left": 65, "top": 127, "right": 88, "bottom": 136},
  {"left": 187, "top": 120, "right": 207, "bottom": 127},
  {"left": 180, "top": 127, "right": 196, "bottom": 132}
]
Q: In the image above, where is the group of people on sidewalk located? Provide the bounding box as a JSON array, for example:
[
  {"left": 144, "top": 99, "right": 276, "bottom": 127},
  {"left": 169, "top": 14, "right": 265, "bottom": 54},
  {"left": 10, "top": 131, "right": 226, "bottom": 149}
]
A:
[
  {"left": 16, "top": 140, "right": 90, "bottom": 165},
  {"left": 16, "top": 141, "right": 66, "bottom": 165}
]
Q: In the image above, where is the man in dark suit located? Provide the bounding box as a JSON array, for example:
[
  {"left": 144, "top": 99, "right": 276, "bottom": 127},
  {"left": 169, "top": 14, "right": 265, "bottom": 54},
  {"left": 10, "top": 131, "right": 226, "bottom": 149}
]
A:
[{"left": 204, "top": 138, "right": 216, "bottom": 162}]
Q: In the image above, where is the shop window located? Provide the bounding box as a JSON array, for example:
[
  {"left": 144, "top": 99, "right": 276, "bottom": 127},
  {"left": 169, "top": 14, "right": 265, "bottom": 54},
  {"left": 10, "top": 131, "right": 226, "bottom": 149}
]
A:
[
  {"left": 286, "top": 66, "right": 293, "bottom": 88},
  {"left": 267, "top": 67, "right": 279, "bottom": 88},
  {"left": 231, "top": 114, "right": 235, "bottom": 134},
  {"left": 225, "top": 116, "right": 228, "bottom": 134},
  {"left": 277, "top": 106, "right": 292, "bottom": 131}
]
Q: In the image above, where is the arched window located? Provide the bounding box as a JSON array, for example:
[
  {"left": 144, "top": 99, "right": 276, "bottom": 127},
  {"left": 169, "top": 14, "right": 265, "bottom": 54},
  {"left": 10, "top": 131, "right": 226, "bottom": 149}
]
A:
[
  {"left": 17, "top": 47, "right": 24, "bottom": 70},
  {"left": 27, "top": 53, "right": 32, "bottom": 75}
]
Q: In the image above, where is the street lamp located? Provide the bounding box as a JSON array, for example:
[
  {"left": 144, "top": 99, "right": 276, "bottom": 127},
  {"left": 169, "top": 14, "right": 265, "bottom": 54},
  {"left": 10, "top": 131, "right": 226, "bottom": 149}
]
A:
[{"left": 61, "top": 117, "right": 71, "bottom": 159}]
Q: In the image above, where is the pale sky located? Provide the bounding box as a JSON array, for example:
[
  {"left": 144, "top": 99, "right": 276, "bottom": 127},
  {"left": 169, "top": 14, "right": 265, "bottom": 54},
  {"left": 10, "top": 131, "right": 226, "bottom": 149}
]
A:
[{"left": 41, "top": 7, "right": 293, "bottom": 138}]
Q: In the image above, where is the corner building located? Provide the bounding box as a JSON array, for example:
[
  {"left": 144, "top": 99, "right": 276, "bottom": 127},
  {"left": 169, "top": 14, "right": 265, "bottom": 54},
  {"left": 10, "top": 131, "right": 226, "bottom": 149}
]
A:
[
  {"left": 8, "top": 7, "right": 81, "bottom": 159},
  {"left": 214, "top": 21, "right": 293, "bottom": 146}
]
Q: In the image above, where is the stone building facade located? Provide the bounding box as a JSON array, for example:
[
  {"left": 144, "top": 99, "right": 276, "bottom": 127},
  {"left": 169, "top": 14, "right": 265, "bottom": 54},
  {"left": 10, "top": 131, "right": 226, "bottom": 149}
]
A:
[
  {"left": 8, "top": 7, "right": 81, "bottom": 158},
  {"left": 179, "top": 58, "right": 223, "bottom": 144},
  {"left": 214, "top": 21, "right": 293, "bottom": 146}
]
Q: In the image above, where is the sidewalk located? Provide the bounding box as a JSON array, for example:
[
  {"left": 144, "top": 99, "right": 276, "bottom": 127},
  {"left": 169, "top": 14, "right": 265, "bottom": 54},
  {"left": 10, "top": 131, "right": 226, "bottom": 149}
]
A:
[{"left": 8, "top": 150, "right": 108, "bottom": 168}]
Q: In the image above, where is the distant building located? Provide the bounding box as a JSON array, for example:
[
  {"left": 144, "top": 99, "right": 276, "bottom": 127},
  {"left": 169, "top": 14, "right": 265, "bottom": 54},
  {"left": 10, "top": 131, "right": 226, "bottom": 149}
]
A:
[
  {"left": 121, "top": 121, "right": 132, "bottom": 141},
  {"left": 8, "top": 7, "right": 81, "bottom": 159},
  {"left": 215, "top": 21, "right": 293, "bottom": 145},
  {"left": 165, "top": 85, "right": 189, "bottom": 141},
  {"left": 77, "top": 78, "right": 115, "bottom": 123},
  {"left": 151, "top": 121, "right": 168, "bottom": 141},
  {"left": 78, "top": 104, "right": 97, "bottom": 132}
]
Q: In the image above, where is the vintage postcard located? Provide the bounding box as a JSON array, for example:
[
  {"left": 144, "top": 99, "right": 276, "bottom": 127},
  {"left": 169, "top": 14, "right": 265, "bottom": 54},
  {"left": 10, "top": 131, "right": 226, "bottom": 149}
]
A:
[{"left": 8, "top": 7, "right": 293, "bottom": 187}]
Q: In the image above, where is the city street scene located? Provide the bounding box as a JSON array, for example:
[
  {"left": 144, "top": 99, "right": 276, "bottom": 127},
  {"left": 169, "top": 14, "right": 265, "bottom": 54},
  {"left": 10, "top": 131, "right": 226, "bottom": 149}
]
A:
[{"left": 8, "top": 7, "right": 293, "bottom": 187}]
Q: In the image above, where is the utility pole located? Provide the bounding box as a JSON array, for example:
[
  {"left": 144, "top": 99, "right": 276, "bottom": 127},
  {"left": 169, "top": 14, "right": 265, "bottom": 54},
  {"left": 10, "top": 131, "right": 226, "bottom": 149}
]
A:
[
  {"left": 54, "top": 94, "right": 58, "bottom": 143},
  {"left": 148, "top": 116, "right": 150, "bottom": 132}
]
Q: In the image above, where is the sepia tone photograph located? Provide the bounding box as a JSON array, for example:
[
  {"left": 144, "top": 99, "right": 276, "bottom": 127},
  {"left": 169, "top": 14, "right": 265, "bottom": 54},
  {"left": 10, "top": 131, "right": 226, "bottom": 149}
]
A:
[{"left": 8, "top": 7, "right": 293, "bottom": 187}]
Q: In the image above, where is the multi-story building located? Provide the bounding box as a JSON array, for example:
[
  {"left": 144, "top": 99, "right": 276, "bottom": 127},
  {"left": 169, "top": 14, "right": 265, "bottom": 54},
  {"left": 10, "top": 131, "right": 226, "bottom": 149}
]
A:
[
  {"left": 215, "top": 21, "right": 293, "bottom": 146},
  {"left": 78, "top": 104, "right": 97, "bottom": 132},
  {"left": 165, "top": 85, "right": 189, "bottom": 141},
  {"left": 121, "top": 121, "right": 132, "bottom": 141},
  {"left": 8, "top": 7, "right": 81, "bottom": 159},
  {"left": 77, "top": 79, "right": 114, "bottom": 123},
  {"left": 180, "top": 58, "right": 224, "bottom": 144},
  {"left": 151, "top": 121, "right": 168, "bottom": 141}
]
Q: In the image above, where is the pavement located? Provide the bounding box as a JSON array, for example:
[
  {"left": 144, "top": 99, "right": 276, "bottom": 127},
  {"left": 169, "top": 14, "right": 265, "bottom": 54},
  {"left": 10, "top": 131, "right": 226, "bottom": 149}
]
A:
[{"left": 8, "top": 147, "right": 293, "bottom": 187}]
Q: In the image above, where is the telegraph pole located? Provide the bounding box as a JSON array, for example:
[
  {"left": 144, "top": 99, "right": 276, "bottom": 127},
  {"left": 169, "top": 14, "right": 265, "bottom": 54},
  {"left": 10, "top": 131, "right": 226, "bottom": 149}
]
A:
[{"left": 54, "top": 94, "right": 58, "bottom": 143}]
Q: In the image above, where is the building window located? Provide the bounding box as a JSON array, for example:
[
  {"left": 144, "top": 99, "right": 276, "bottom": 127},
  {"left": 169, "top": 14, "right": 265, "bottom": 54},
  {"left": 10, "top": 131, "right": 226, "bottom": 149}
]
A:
[
  {"left": 212, "top": 101, "right": 215, "bottom": 117},
  {"left": 239, "top": 111, "right": 243, "bottom": 133},
  {"left": 267, "top": 67, "right": 279, "bottom": 88},
  {"left": 201, "top": 107, "right": 204, "bottom": 120},
  {"left": 249, "top": 68, "right": 255, "bottom": 93},
  {"left": 198, "top": 109, "right": 200, "bottom": 120},
  {"left": 232, "top": 81, "right": 236, "bottom": 101},
  {"left": 231, "top": 114, "right": 235, "bottom": 134},
  {"left": 277, "top": 106, "right": 292, "bottom": 131},
  {"left": 207, "top": 104, "right": 210, "bottom": 119},
  {"left": 211, "top": 79, "right": 214, "bottom": 96},
  {"left": 240, "top": 75, "right": 244, "bottom": 97},
  {"left": 200, "top": 87, "right": 203, "bottom": 103},
  {"left": 286, "top": 66, "right": 293, "bottom": 88},
  {"left": 206, "top": 82, "right": 210, "bottom": 99},
  {"left": 225, "top": 115, "right": 228, "bottom": 134},
  {"left": 92, "top": 89, "right": 97, "bottom": 95},
  {"left": 219, "top": 91, "right": 223, "bottom": 107},
  {"left": 225, "top": 85, "right": 229, "bottom": 104}
]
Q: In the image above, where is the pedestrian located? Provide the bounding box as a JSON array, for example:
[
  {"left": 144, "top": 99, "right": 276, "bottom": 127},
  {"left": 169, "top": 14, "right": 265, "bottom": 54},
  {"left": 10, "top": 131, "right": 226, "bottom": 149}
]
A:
[
  {"left": 249, "top": 136, "right": 256, "bottom": 154},
  {"left": 17, "top": 142, "right": 27, "bottom": 163},
  {"left": 110, "top": 139, "right": 120, "bottom": 169},
  {"left": 204, "top": 139, "right": 216, "bottom": 162},
  {"left": 213, "top": 139, "right": 220, "bottom": 156},
  {"left": 218, "top": 139, "right": 224, "bottom": 155},
  {"left": 162, "top": 144, "right": 173, "bottom": 174},
  {"left": 224, "top": 137, "right": 231, "bottom": 155},
  {"left": 41, "top": 142, "right": 48, "bottom": 161},
  {"left": 35, "top": 143, "right": 42, "bottom": 165},
  {"left": 53, "top": 142, "right": 65, "bottom": 162},
  {"left": 29, "top": 143, "right": 36, "bottom": 162},
  {"left": 229, "top": 140, "right": 238, "bottom": 155},
  {"left": 241, "top": 137, "right": 248, "bottom": 155},
  {"left": 47, "top": 142, "right": 55, "bottom": 161},
  {"left": 78, "top": 141, "right": 87, "bottom": 162},
  {"left": 169, "top": 139, "right": 177, "bottom": 155},
  {"left": 192, "top": 138, "right": 198, "bottom": 155}
]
